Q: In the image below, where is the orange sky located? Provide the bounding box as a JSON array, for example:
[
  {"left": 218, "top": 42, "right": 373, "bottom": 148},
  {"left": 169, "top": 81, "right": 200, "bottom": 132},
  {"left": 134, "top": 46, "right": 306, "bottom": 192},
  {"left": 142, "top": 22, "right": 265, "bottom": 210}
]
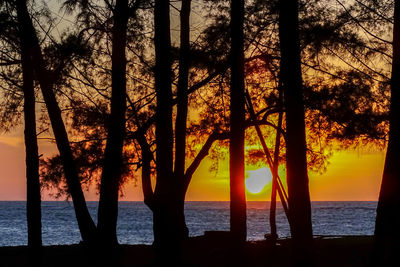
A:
[{"left": 0, "top": 127, "right": 385, "bottom": 201}]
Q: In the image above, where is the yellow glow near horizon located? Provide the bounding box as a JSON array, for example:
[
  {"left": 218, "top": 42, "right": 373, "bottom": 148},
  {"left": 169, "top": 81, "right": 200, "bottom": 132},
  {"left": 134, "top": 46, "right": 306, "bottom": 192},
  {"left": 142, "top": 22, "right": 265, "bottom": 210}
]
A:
[
  {"left": 245, "top": 167, "right": 272, "bottom": 194},
  {"left": 0, "top": 127, "right": 386, "bottom": 201}
]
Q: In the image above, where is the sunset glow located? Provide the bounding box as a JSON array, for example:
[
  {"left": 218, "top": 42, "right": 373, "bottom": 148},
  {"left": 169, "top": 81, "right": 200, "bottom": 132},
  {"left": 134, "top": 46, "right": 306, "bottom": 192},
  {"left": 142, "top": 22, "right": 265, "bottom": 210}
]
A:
[
  {"left": 245, "top": 168, "right": 272, "bottom": 194},
  {"left": 0, "top": 135, "right": 385, "bottom": 201}
]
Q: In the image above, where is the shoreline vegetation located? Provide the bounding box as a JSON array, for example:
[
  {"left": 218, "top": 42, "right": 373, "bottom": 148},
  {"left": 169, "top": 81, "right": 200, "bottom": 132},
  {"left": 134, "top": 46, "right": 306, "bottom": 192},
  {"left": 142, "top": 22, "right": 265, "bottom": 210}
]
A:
[
  {"left": 0, "top": 234, "right": 372, "bottom": 266},
  {"left": 1, "top": 0, "right": 398, "bottom": 264}
]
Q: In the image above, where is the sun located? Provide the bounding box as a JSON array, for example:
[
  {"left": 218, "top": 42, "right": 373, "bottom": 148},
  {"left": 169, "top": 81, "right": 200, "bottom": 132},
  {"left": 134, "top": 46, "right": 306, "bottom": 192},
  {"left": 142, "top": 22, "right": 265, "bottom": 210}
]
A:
[{"left": 245, "top": 168, "right": 273, "bottom": 194}]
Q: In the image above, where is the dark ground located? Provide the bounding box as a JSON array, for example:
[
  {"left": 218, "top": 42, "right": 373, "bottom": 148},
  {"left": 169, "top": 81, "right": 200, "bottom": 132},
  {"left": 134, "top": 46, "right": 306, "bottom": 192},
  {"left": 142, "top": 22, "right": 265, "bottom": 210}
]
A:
[{"left": 0, "top": 235, "right": 373, "bottom": 266}]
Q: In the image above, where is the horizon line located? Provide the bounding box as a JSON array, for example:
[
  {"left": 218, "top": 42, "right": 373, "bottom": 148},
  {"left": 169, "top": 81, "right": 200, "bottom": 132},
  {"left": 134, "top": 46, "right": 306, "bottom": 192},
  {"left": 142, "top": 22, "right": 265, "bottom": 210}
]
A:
[{"left": 0, "top": 200, "right": 379, "bottom": 202}]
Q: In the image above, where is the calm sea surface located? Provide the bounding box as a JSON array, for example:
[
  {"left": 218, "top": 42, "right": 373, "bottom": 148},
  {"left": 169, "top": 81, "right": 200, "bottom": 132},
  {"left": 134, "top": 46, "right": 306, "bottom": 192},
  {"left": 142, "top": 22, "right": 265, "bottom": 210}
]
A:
[{"left": 0, "top": 201, "right": 377, "bottom": 246}]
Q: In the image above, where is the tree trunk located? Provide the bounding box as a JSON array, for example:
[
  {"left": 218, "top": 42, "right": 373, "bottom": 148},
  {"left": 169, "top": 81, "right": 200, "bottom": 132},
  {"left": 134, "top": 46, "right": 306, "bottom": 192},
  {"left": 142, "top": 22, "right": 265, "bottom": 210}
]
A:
[
  {"left": 19, "top": 15, "right": 42, "bottom": 252},
  {"left": 15, "top": 0, "right": 97, "bottom": 245},
  {"left": 373, "top": 0, "right": 400, "bottom": 265},
  {"left": 153, "top": 0, "right": 173, "bottom": 198},
  {"left": 152, "top": 0, "right": 179, "bottom": 260},
  {"left": 97, "top": 0, "right": 129, "bottom": 247},
  {"left": 174, "top": 0, "right": 192, "bottom": 242},
  {"left": 278, "top": 0, "right": 313, "bottom": 263},
  {"left": 174, "top": 0, "right": 191, "bottom": 179},
  {"left": 229, "top": 0, "right": 247, "bottom": 244},
  {"left": 137, "top": 133, "right": 154, "bottom": 208},
  {"left": 270, "top": 96, "right": 283, "bottom": 241}
]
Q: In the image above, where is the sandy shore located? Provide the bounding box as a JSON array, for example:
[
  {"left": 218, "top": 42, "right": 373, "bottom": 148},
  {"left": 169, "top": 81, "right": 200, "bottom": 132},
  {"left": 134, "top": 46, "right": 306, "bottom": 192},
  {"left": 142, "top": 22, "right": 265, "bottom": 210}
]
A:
[{"left": 0, "top": 235, "right": 373, "bottom": 266}]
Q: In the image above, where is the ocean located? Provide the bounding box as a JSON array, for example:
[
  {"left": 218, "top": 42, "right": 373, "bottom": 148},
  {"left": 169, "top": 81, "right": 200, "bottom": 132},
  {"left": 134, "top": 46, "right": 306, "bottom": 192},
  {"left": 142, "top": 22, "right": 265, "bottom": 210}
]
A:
[{"left": 0, "top": 201, "right": 377, "bottom": 246}]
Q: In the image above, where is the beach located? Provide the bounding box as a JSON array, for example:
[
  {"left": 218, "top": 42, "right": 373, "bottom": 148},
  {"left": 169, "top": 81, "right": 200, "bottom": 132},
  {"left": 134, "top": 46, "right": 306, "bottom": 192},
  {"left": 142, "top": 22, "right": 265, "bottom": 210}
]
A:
[{"left": 0, "top": 235, "right": 372, "bottom": 266}]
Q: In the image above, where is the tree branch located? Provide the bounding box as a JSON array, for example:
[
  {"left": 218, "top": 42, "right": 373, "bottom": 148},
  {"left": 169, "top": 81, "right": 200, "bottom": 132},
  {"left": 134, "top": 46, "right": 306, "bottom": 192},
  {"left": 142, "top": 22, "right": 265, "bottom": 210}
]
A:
[
  {"left": 183, "top": 131, "right": 229, "bottom": 193},
  {"left": 136, "top": 132, "right": 155, "bottom": 210}
]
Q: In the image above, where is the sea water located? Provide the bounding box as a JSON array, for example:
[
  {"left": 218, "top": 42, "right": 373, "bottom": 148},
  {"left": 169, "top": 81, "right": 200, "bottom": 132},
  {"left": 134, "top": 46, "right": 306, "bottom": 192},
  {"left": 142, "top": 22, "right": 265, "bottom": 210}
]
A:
[{"left": 0, "top": 201, "right": 377, "bottom": 246}]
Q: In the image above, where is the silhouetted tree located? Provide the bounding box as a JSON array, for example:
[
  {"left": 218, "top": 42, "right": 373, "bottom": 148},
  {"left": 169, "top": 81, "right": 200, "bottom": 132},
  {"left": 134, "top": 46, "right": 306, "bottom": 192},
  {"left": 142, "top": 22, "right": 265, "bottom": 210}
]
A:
[
  {"left": 33, "top": 1, "right": 228, "bottom": 253},
  {"left": 152, "top": 0, "right": 177, "bottom": 259},
  {"left": 0, "top": 1, "right": 43, "bottom": 252},
  {"left": 10, "top": 2, "right": 395, "bottom": 260},
  {"left": 373, "top": 0, "right": 400, "bottom": 265},
  {"left": 20, "top": 32, "right": 42, "bottom": 250},
  {"left": 269, "top": 90, "right": 283, "bottom": 242},
  {"left": 15, "top": 0, "right": 97, "bottom": 245},
  {"left": 15, "top": 0, "right": 42, "bottom": 255},
  {"left": 229, "top": 0, "right": 247, "bottom": 243},
  {"left": 173, "top": 0, "right": 191, "bottom": 241},
  {"left": 278, "top": 0, "right": 313, "bottom": 264},
  {"left": 196, "top": 0, "right": 390, "bottom": 171},
  {"left": 146, "top": 0, "right": 229, "bottom": 261},
  {"left": 97, "top": 0, "right": 136, "bottom": 247}
]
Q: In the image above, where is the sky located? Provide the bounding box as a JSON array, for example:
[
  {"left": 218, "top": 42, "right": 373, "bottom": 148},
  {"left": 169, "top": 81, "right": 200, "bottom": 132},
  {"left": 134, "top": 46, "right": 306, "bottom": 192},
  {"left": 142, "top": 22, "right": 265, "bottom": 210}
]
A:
[
  {"left": 0, "top": 127, "right": 385, "bottom": 201},
  {"left": 0, "top": 0, "right": 387, "bottom": 202}
]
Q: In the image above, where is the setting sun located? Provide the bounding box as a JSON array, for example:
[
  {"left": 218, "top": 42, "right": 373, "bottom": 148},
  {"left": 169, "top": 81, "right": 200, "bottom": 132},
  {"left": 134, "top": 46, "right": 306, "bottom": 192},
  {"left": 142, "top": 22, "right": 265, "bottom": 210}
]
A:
[{"left": 245, "top": 168, "right": 273, "bottom": 194}]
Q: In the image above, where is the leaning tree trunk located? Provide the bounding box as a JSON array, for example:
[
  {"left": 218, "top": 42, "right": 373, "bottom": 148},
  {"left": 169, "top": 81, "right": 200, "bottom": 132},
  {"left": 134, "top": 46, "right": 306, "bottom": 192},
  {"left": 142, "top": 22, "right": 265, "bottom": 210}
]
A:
[
  {"left": 15, "top": 0, "right": 97, "bottom": 245},
  {"left": 373, "top": 0, "right": 400, "bottom": 265},
  {"left": 229, "top": 0, "right": 247, "bottom": 244},
  {"left": 269, "top": 94, "right": 283, "bottom": 241},
  {"left": 278, "top": 0, "right": 313, "bottom": 263},
  {"left": 19, "top": 17, "right": 42, "bottom": 251},
  {"left": 97, "top": 0, "right": 129, "bottom": 247}
]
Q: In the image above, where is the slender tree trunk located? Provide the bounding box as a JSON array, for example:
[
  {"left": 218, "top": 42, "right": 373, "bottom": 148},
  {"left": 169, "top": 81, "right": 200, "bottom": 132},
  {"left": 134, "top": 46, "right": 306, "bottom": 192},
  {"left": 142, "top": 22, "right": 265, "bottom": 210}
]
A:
[
  {"left": 97, "top": 0, "right": 129, "bottom": 246},
  {"left": 174, "top": 0, "right": 191, "bottom": 179},
  {"left": 270, "top": 174, "right": 278, "bottom": 239},
  {"left": 15, "top": 0, "right": 97, "bottom": 245},
  {"left": 152, "top": 0, "right": 177, "bottom": 260},
  {"left": 373, "top": 0, "right": 400, "bottom": 265},
  {"left": 278, "top": 0, "right": 313, "bottom": 263},
  {"left": 149, "top": 1, "right": 193, "bottom": 261},
  {"left": 174, "top": 0, "right": 192, "bottom": 242},
  {"left": 269, "top": 96, "right": 283, "bottom": 241},
  {"left": 229, "top": 0, "right": 246, "bottom": 243},
  {"left": 153, "top": 0, "right": 173, "bottom": 199},
  {"left": 19, "top": 18, "right": 42, "bottom": 252}
]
